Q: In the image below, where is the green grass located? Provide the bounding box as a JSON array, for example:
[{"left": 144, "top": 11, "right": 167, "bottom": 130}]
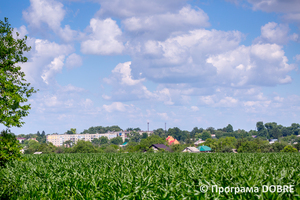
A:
[{"left": 1, "top": 153, "right": 300, "bottom": 199}]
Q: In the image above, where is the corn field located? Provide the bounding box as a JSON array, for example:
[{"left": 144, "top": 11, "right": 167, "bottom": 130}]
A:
[{"left": 0, "top": 153, "right": 299, "bottom": 199}]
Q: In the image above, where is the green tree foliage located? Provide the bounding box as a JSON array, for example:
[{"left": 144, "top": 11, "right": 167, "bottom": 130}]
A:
[
  {"left": 153, "top": 128, "right": 166, "bottom": 138},
  {"left": 221, "top": 146, "right": 233, "bottom": 153},
  {"left": 206, "top": 127, "right": 215, "bottom": 134},
  {"left": 167, "top": 127, "right": 188, "bottom": 142},
  {"left": 294, "top": 143, "right": 300, "bottom": 151},
  {"left": 256, "top": 121, "right": 268, "bottom": 138},
  {"left": 281, "top": 145, "right": 298, "bottom": 153},
  {"left": 36, "top": 130, "right": 46, "bottom": 143},
  {"left": 63, "top": 140, "right": 73, "bottom": 147},
  {"left": 37, "top": 143, "right": 56, "bottom": 154},
  {"left": 291, "top": 123, "right": 300, "bottom": 135},
  {"left": 256, "top": 121, "right": 265, "bottom": 132},
  {"left": 170, "top": 144, "right": 188, "bottom": 152},
  {"left": 237, "top": 138, "right": 270, "bottom": 153},
  {"left": 24, "top": 139, "right": 40, "bottom": 154},
  {"left": 124, "top": 135, "right": 166, "bottom": 152},
  {"left": 69, "top": 140, "right": 97, "bottom": 153},
  {"left": 141, "top": 132, "right": 148, "bottom": 139},
  {"left": 272, "top": 141, "right": 287, "bottom": 152},
  {"left": 81, "top": 125, "right": 122, "bottom": 134},
  {"left": 129, "top": 131, "right": 141, "bottom": 143},
  {"left": 65, "top": 128, "right": 76, "bottom": 134},
  {"left": 99, "top": 136, "right": 109, "bottom": 145},
  {"left": 91, "top": 136, "right": 109, "bottom": 146},
  {"left": 110, "top": 136, "right": 123, "bottom": 145},
  {"left": 264, "top": 122, "right": 282, "bottom": 139},
  {"left": 190, "top": 127, "right": 203, "bottom": 139},
  {"left": 0, "top": 130, "right": 23, "bottom": 167},
  {"left": 203, "top": 138, "right": 218, "bottom": 152},
  {"left": 225, "top": 124, "right": 233, "bottom": 132},
  {"left": 104, "top": 145, "right": 118, "bottom": 153},
  {"left": 0, "top": 18, "right": 37, "bottom": 128},
  {"left": 71, "top": 128, "right": 76, "bottom": 134},
  {"left": 201, "top": 131, "right": 211, "bottom": 141},
  {"left": 127, "top": 127, "right": 141, "bottom": 131},
  {"left": 140, "top": 135, "right": 166, "bottom": 147}
]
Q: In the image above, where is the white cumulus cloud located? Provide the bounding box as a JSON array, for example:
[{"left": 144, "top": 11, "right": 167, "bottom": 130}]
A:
[
  {"left": 81, "top": 18, "right": 124, "bottom": 55},
  {"left": 41, "top": 55, "right": 65, "bottom": 85},
  {"left": 123, "top": 6, "right": 210, "bottom": 40},
  {"left": 65, "top": 53, "right": 82, "bottom": 69},
  {"left": 254, "top": 22, "right": 298, "bottom": 44}
]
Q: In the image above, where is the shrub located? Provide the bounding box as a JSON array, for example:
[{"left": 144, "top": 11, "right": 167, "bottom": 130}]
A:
[
  {"left": 0, "top": 129, "right": 23, "bottom": 167},
  {"left": 281, "top": 145, "right": 298, "bottom": 153}
]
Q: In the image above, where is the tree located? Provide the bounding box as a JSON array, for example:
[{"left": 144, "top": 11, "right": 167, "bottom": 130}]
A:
[
  {"left": 65, "top": 129, "right": 76, "bottom": 134},
  {"left": 201, "top": 131, "right": 211, "bottom": 141},
  {"left": 153, "top": 128, "right": 166, "bottom": 138},
  {"left": 70, "top": 140, "right": 96, "bottom": 153},
  {"left": 256, "top": 121, "right": 265, "bottom": 132},
  {"left": 226, "top": 124, "right": 233, "bottom": 132},
  {"left": 167, "top": 127, "right": 188, "bottom": 142},
  {"left": 281, "top": 145, "right": 297, "bottom": 153},
  {"left": 141, "top": 132, "right": 148, "bottom": 139},
  {"left": 170, "top": 144, "right": 187, "bottom": 152},
  {"left": 70, "top": 128, "right": 76, "bottom": 134},
  {"left": 294, "top": 143, "right": 300, "bottom": 151},
  {"left": 104, "top": 145, "right": 118, "bottom": 153},
  {"left": 140, "top": 135, "right": 166, "bottom": 148},
  {"left": 36, "top": 130, "right": 46, "bottom": 143},
  {"left": 133, "top": 127, "right": 141, "bottom": 131},
  {"left": 0, "top": 18, "right": 37, "bottom": 128},
  {"left": 0, "top": 130, "right": 23, "bottom": 167},
  {"left": 110, "top": 136, "right": 123, "bottom": 145},
  {"left": 221, "top": 146, "right": 233, "bottom": 153},
  {"left": 37, "top": 143, "right": 56, "bottom": 154},
  {"left": 272, "top": 126, "right": 281, "bottom": 139},
  {"left": 272, "top": 142, "right": 287, "bottom": 152},
  {"left": 81, "top": 125, "right": 122, "bottom": 134},
  {"left": 256, "top": 122, "right": 268, "bottom": 138},
  {"left": 63, "top": 140, "right": 73, "bottom": 147},
  {"left": 24, "top": 139, "right": 40, "bottom": 154},
  {"left": 99, "top": 136, "right": 109, "bottom": 145},
  {"left": 206, "top": 127, "right": 215, "bottom": 135},
  {"left": 129, "top": 131, "right": 141, "bottom": 143}
]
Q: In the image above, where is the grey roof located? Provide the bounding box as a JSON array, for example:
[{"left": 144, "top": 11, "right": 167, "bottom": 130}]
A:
[
  {"left": 183, "top": 147, "right": 200, "bottom": 153},
  {"left": 150, "top": 144, "right": 172, "bottom": 152}
]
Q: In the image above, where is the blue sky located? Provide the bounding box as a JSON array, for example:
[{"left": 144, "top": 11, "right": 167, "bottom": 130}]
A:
[{"left": 1, "top": 0, "right": 300, "bottom": 134}]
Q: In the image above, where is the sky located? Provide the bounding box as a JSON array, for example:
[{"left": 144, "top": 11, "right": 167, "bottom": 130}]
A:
[{"left": 0, "top": 0, "right": 300, "bottom": 134}]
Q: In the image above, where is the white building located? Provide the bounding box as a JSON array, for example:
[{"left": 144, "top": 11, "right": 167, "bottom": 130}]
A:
[
  {"left": 46, "top": 131, "right": 153, "bottom": 146},
  {"left": 194, "top": 139, "right": 205, "bottom": 145}
]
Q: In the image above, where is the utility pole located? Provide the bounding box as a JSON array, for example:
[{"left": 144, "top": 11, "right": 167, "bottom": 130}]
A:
[{"left": 147, "top": 122, "right": 149, "bottom": 132}]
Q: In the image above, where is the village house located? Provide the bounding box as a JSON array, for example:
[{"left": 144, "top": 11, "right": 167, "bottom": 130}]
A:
[
  {"left": 182, "top": 147, "right": 200, "bottom": 153},
  {"left": 149, "top": 144, "right": 172, "bottom": 152},
  {"left": 197, "top": 145, "right": 212, "bottom": 152},
  {"left": 166, "top": 136, "right": 180, "bottom": 145}
]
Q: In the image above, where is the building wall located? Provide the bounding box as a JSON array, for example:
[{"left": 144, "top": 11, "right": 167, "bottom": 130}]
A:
[{"left": 46, "top": 131, "right": 153, "bottom": 146}]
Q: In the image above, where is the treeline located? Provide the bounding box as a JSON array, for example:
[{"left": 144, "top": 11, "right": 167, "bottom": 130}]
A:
[
  {"left": 23, "top": 134, "right": 166, "bottom": 154},
  {"left": 152, "top": 122, "right": 300, "bottom": 143},
  {"left": 16, "top": 121, "right": 300, "bottom": 154},
  {"left": 80, "top": 126, "right": 122, "bottom": 134},
  {"left": 203, "top": 137, "right": 299, "bottom": 153},
  {"left": 17, "top": 131, "right": 47, "bottom": 144}
]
